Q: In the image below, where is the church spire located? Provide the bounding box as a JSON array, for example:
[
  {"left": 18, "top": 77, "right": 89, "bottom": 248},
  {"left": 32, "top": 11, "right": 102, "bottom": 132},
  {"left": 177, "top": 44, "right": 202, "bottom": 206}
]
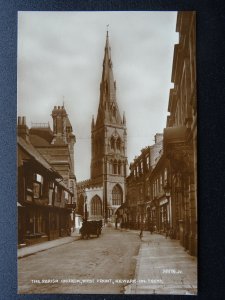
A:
[
  {"left": 105, "top": 25, "right": 110, "bottom": 60},
  {"left": 90, "top": 30, "right": 127, "bottom": 184},
  {"left": 95, "top": 30, "right": 122, "bottom": 127}
]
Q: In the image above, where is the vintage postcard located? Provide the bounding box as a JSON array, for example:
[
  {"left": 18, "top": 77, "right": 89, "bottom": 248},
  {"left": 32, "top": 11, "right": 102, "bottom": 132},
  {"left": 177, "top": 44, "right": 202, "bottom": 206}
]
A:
[{"left": 17, "top": 11, "right": 197, "bottom": 295}]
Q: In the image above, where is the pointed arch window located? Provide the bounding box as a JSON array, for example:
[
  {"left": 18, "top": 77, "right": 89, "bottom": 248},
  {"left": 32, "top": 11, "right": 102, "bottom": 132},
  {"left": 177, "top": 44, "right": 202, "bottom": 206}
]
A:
[
  {"left": 113, "top": 107, "right": 116, "bottom": 118},
  {"left": 112, "top": 184, "right": 123, "bottom": 205},
  {"left": 91, "top": 195, "right": 102, "bottom": 216},
  {"left": 113, "top": 160, "right": 118, "bottom": 174},
  {"left": 110, "top": 136, "right": 115, "bottom": 150},
  {"left": 116, "top": 138, "right": 121, "bottom": 151},
  {"left": 110, "top": 159, "right": 113, "bottom": 174},
  {"left": 118, "top": 161, "right": 122, "bottom": 175}
]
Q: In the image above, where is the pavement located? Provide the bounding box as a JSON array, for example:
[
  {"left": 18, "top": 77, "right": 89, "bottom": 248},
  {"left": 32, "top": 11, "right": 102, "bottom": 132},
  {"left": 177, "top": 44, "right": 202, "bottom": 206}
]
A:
[
  {"left": 17, "top": 231, "right": 81, "bottom": 259},
  {"left": 124, "top": 232, "right": 197, "bottom": 295},
  {"left": 18, "top": 229, "right": 197, "bottom": 295}
]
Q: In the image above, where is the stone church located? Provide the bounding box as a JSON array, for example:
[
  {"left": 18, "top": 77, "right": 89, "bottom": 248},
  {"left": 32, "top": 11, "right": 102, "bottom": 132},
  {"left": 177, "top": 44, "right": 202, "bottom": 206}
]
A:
[{"left": 77, "top": 31, "right": 127, "bottom": 223}]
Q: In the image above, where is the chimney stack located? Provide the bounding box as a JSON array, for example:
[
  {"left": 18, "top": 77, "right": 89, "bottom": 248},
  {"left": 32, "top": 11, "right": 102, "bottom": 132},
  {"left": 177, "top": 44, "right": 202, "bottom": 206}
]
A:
[{"left": 17, "top": 116, "right": 29, "bottom": 142}]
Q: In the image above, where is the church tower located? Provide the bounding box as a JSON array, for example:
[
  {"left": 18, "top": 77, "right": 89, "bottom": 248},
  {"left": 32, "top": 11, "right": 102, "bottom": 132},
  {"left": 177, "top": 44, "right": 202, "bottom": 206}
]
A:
[
  {"left": 51, "top": 105, "right": 76, "bottom": 199},
  {"left": 90, "top": 31, "right": 127, "bottom": 220}
]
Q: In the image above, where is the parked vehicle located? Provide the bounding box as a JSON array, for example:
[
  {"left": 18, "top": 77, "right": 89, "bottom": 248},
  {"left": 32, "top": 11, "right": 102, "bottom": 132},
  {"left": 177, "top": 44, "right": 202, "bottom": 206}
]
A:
[{"left": 79, "top": 220, "right": 103, "bottom": 239}]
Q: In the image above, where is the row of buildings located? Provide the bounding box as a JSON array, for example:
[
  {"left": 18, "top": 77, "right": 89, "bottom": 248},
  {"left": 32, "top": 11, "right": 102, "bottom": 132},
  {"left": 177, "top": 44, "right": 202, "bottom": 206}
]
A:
[
  {"left": 17, "top": 11, "right": 197, "bottom": 256},
  {"left": 122, "top": 11, "right": 197, "bottom": 256},
  {"left": 17, "top": 107, "right": 77, "bottom": 245}
]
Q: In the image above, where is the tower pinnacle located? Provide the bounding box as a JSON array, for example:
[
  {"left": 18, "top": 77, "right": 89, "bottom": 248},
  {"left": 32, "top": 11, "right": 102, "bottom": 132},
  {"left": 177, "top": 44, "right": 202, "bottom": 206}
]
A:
[{"left": 95, "top": 31, "right": 122, "bottom": 127}]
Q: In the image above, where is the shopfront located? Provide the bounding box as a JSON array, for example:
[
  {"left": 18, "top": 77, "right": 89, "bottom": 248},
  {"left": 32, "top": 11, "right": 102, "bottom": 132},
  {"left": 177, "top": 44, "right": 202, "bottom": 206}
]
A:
[{"left": 159, "top": 197, "right": 170, "bottom": 232}]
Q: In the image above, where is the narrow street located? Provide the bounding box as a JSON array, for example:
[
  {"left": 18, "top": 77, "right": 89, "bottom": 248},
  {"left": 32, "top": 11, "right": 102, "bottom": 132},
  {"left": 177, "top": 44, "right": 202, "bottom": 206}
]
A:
[{"left": 18, "top": 227, "right": 141, "bottom": 294}]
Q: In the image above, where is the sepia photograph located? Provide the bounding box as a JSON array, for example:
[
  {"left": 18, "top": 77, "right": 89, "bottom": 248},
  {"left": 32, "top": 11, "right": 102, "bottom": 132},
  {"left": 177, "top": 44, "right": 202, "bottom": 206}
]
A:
[{"left": 17, "top": 11, "right": 197, "bottom": 295}]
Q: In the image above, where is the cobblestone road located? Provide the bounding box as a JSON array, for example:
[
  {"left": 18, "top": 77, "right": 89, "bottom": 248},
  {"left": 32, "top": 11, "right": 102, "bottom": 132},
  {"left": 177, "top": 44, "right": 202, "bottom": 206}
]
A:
[{"left": 18, "top": 227, "right": 140, "bottom": 294}]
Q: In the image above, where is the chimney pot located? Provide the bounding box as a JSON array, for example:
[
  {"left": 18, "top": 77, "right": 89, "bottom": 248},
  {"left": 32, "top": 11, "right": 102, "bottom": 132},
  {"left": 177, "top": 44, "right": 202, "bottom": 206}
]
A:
[
  {"left": 22, "top": 116, "right": 26, "bottom": 125},
  {"left": 18, "top": 116, "right": 21, "bottom": 125}
]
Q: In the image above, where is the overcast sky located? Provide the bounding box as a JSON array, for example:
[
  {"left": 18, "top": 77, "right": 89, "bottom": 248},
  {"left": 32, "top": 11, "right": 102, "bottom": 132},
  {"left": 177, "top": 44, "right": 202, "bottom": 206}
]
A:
[{"left": 17, "top": 11, "right": 178, "bottom": 181}]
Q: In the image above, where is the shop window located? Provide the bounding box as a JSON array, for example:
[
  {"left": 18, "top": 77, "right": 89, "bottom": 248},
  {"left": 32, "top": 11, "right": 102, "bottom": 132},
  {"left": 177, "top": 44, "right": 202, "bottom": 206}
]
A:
[
  {"left": 33, "top": 173, "right": 43, "bottom": 199},
  {"left": 33, "top": 182, "right": 41, "bottom": 199},
  {"left": 64, "top": 191, "right": 69, "bottom": 203},
  {"left": 55, "top": 186, "right": 62, "bottom": 202}
]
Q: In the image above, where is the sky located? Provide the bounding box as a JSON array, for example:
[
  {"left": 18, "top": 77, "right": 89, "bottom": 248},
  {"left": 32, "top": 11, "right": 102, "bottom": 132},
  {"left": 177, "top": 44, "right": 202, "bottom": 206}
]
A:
[{"left": 17, "top": 11, "right": 178, "bottom": 181}]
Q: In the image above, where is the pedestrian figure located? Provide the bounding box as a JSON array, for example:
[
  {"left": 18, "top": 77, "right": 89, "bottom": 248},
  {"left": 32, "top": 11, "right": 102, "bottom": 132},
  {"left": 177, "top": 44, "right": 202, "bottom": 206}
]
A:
[{"left": 139, "top": 229, "right": 143, "bottom": 240}]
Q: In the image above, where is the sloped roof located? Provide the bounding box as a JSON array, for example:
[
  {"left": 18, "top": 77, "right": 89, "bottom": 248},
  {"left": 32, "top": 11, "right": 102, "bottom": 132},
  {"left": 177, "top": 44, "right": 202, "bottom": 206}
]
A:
[
  {"left": 30, "top": 134, "right": 51, "bottom": 147},
  {"left": 18, "top": 136, "right": 59, "bottom": 175},
  {"left": 29, "top": 127, "right": 53, "bottom": 143}
]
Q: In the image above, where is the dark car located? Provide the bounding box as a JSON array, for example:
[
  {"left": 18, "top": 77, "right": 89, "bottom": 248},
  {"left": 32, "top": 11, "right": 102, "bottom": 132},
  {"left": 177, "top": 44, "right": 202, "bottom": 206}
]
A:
[{"left": 79, "top": 220, "right": 103, "bottom": 239}]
